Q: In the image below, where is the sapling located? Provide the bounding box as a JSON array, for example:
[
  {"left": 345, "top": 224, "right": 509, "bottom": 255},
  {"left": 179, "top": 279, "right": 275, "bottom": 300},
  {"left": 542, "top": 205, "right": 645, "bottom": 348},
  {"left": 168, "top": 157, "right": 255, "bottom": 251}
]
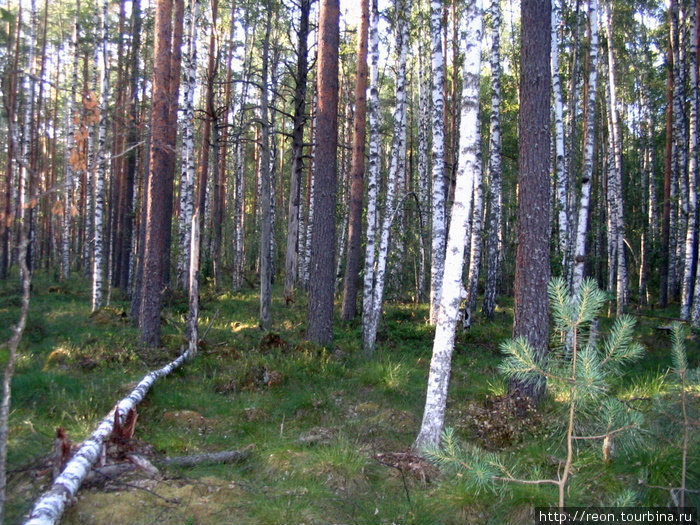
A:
[{"left": 427, "top": 278, "right": 645, "bottom": 508}]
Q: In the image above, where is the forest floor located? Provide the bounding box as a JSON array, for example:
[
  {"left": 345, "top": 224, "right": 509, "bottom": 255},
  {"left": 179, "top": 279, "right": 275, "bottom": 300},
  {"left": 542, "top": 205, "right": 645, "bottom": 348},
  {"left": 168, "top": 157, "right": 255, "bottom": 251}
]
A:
[{"left": 1, "top": 274, "right": 698, "bottom": 524}]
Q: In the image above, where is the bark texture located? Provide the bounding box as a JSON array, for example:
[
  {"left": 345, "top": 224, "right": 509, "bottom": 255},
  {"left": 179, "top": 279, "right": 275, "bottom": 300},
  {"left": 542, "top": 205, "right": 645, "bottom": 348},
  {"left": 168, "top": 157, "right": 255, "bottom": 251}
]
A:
[
  {"left": 511, "top": 0, "right": 551, "bottom": 402},
  {"left": 306, "top": 0, "right": 340, "bottom": 345}
]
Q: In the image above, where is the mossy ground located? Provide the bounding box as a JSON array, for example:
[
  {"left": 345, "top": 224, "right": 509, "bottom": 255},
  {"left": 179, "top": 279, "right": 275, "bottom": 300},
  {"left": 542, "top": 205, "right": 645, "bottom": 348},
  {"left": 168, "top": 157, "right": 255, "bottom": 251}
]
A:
[{"left": 1, "top": 274, "right": 698, "bottom": 524}]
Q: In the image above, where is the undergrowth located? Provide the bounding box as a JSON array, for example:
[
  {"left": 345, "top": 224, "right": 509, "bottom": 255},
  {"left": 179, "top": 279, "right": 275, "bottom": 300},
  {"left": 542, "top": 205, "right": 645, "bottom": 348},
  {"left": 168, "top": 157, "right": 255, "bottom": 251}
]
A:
[{"left": 0, "top": 273, "right": 697, "bottom": 524}]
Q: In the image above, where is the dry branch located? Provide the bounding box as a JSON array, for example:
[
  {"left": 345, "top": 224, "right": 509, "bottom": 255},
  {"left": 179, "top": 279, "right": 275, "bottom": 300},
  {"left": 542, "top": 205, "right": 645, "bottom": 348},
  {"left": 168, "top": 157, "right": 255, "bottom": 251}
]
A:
[
  {"left": 24, "top": 348, "right": 194, "bottom": 525},
  {"left": 161, "top": 445, "right": 253, "bottom": 468}
]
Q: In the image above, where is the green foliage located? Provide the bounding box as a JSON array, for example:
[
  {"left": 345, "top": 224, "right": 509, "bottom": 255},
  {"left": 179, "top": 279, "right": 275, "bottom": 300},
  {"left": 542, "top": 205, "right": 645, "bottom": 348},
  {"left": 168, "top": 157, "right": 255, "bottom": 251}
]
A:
[{"left": 432, "top": 278, "right": 647, "bottom": 507}]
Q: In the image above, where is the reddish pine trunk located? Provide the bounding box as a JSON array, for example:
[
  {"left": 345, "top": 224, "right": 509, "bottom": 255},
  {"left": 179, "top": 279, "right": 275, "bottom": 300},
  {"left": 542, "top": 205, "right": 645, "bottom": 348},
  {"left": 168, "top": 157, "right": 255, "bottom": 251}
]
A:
[
  {"left": 511, "top": 0, "right": 552, "bottom": 403},
  {"left": 307, "top": 0, "right": 340, "bottom": 345},
  {"left": 340, "top": 0, "right": 369, "bottom": 320},
  {"left": 138, "top": 0, "right": 178, "bottom": 347}
]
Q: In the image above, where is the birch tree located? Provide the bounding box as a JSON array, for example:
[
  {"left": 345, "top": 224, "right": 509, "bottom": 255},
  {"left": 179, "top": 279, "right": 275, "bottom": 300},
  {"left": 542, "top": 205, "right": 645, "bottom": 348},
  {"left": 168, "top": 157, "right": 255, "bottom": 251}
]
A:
[
  {"left": 91, "top": 0, "right": 109, "bottom": 313},
  {"left": 177, "top": 0, "right": 199, "bottom": 292},
  {"left": 429, "top": 0, "right": 447, "bottom": 325},
  {"left": 682, "top": 0, "right": 698, "bottom": 322},
  {"left": 361, "top": 0, "right": 381, "bottom": 354},
  {"left": 284, "top": 0, "right": 311, "bottom": 303},
  {"left": 482, "top": 0, "right": 503, "bottom": 320},
  {"left": 603, "top": 0, "right": 628, "bottom": 315},
  {"left": 61, "top": 4, "right": 80, "bottom": 281},
  {"left": 415, "top": 0, "right": 483, "bottom": 450},
  {"left": 571, "top": 0, "right": 600, "bottom": 293},
  {"left": 552, "top": 0, "right": 568, "bottom": 267},
  {"left": 362, "top": 0, "right": 410, "bottom": 355},
  {"left": 260, "top": 8, "right": 273, "bottom": 330}
]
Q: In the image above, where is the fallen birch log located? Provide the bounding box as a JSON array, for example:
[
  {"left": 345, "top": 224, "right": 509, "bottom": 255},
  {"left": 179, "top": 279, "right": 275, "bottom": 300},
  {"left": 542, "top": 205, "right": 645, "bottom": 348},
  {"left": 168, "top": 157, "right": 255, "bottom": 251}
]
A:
[{"left": 24, "top": 348, "right": 194, "bottom": 525}]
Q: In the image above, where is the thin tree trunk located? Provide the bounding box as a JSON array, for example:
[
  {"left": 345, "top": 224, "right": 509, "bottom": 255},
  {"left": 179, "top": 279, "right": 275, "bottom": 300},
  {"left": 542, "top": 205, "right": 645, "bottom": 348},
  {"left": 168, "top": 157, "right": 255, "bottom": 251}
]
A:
[
  {"left": 414, "top": 0, "right": 483, "bottom": 450},
  {"left": 686, "top": 0, "right": 699, "bottom": 322},
  {"left": 340, "top": 0, "right": 369, "bottom": 320},
  {"left": 482, "top": 0, "right": 503, "bottom": 319},
  {"left": 283, "top": 0, "right": 311, "bottom": 303},
  {"left": 361, "top": 0, "right": 381, "bottom": 352},
  {"left": 429, "top": 0, "right": 447, "bottom": 325},
  {"left": 177, "top": 0, "right": 199, "bottom": 291},
  {"left": 362, "top": 0, "right": 410, "bottom": 355},
  {"left": 572, "top": 0, "right": 599, "bottom": 293},
  {"left": 91, "top": 0, "right": 109, "bottom": 312},
  {"left": 552, "top": 0, "right": 568, "bottom": 267},
  {"left": 260, "top": 8, "right": 273, "bottom": 330},
  {"left": 660, "top": 29, "right": 674, "bottom": 308},
  {"left": 603, "top": 0, "right": 627, "bottom": 315}
]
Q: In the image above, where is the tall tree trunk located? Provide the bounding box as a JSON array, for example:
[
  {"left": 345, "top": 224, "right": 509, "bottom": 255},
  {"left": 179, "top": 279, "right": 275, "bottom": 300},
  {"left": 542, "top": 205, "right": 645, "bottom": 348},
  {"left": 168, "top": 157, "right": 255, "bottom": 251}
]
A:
[
  {"left": 417, "top": 26, "right": 431, "bottom": 303},
  {"left": 510, "top": 0, "right": 551, "bottom": 402},
  {"left": 91, "top": 0, "right": 110, "bottom": 312},
  {"left": 283, "top": 0, "right": 311, "bottom": 303},
  {"left": 62, "top": 2, "right": 80, "bottom": 281},
  {"left": 552, "top": 0, "right": 568, "bottom": 267},
  {"left": 572, "top": 0, "right": 599, "bottom": 293},
  {"left": 660, "top": 26, "right": 674, "bottom": 308},
  {"left": 603, "top": 0, "right": 627, "bottom": 315},
  {"left": 340, "top": 0, "right": 369, "bottom": 320},
  {"left": 686, "top": 0, "right": 699, "bottom": 323},
  {"left": 197, "top": 0, "right": 218, "bottom": 268},
  {"left": 138, "top": 0, "right": 179, "bottom": 347},
  {"left": 414, "top": 0, "right": 483, "bottom": 450},
  {"left": 306, "top": 0, "right": 340, "bottom": 345},
  {"left": 362, "top": 0, "right": 410, "bottom": 354},
  {"left": 260, "top": 8, "right": 273, "bottom": 330},
  {"left": 361, "top": 0, "right": 381, "bottom": 352},
  {"left": 482, "top": 0, "right": 502, "bottom": 319},
  {"left": 429, "top": 0, "right": 447, "bottom": 325},
  {"left": 177, "top": 0, "right": 200, "bottom": 292}
]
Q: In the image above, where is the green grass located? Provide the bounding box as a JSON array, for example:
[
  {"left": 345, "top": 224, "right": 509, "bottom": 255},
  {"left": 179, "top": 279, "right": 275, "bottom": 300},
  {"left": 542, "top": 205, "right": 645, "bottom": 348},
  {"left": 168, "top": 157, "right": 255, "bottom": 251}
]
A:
[{"left": 1, "top": 273, "right": 698, "bottom": 524}]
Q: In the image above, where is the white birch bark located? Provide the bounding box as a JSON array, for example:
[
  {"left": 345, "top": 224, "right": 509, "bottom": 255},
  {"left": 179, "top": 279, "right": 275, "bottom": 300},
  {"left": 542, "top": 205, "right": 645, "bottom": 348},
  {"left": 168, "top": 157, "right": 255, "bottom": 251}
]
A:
[
  {"left": 187, "top": 208, "right": 200, "bottom": 354},
  {"left": 482, "top": 0, "right": 502, "bottom": 319},
  {"left": 552, "top": 0, "right": 568, "bottom": 265},
  {"left": 91, "top": 0, "right": 109, "bottom": 313},
  {"left": 668, "top": 0, "right": 681, "bottom": 300},
  {"left": 428, "top": 0, "right": 447, "bottom": 325},
  {"left": 417, "top": 38, "right": 431, "bottom": 302},
  {"left": 465, "top": 149, "right": 483, "bottom": 316},
  {"left": 361, "top": 0, "right": 381, "bottom": 354},
  {"left": 571, "top": 0, "right": 599, "bottom": 294},
  {"left": 24, "top": 347, "right": 195, "bottom": 525},
  {"left": 83, "top": 24, "right": 100, "bottom": 275},
  {"left": 177, "top": 0, "right": 200, "bottom": 291},
  {"left": 683, "top": 2, "right": 698, "bottom": 321},
  {"left": 62, "top": 7, "right": 80, "bottom": 281},
  {"left": 415, "top": 0, "right": 483, "bottom": 450},
  {"left": 363, "top": 0, "right": 410, "bottom": 354},
  {"left": 18, "top": 0, "right": 36, "bottom": 245},
  {"left": 233, "top": 138, "right": 245, "bottom": 290},
  {"left": 603, "top": 0, "right": 627, "bottom": 315}
]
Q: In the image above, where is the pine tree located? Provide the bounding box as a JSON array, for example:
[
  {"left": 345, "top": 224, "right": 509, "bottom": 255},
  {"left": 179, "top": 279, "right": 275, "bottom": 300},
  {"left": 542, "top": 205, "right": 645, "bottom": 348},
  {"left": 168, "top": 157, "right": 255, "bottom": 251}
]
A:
[
  {"left": 306, "top": 0, "right": 340, "bottom": 345},
  {"left": 428, "top": 278, "right": 645, "bottom": 508}
]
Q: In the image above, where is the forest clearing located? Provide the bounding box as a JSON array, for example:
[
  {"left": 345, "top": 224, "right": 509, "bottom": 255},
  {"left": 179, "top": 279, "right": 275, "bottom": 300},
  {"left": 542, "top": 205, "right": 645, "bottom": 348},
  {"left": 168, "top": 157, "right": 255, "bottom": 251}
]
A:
[{"left": 1, "top": 0, "right": 700, "bottom": 522}]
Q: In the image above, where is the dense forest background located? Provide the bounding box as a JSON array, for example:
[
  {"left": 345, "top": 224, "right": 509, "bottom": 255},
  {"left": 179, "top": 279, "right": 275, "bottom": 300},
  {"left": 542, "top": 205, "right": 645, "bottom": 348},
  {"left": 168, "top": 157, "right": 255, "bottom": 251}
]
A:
[{"left": 0, "top": 0, "right": 699, "bottom": 522}]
